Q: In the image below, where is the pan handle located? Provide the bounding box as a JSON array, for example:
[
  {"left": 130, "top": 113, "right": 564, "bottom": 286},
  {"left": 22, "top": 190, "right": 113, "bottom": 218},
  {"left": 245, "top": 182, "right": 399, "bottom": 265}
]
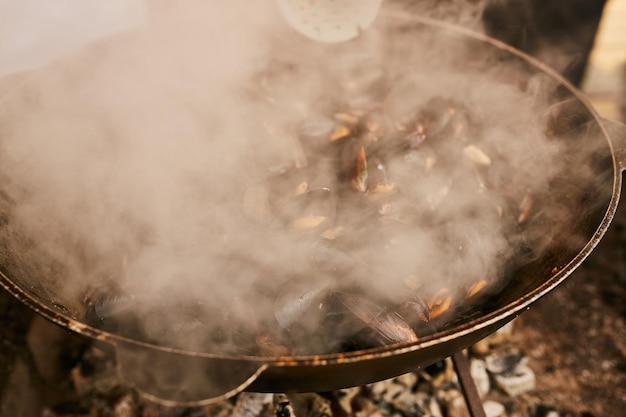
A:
[
  {"left": 115, "top": 343, "right": 268, "bottom": 407},
  {"left": 602, "top": 118, "right": 626, "bottom": 173}
]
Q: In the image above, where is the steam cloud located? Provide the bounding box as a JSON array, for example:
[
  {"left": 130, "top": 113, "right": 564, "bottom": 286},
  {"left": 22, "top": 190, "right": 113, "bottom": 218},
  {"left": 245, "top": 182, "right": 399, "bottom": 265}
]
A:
[{"left": 0, "top": 1, "right": 597, "bottom": 356}]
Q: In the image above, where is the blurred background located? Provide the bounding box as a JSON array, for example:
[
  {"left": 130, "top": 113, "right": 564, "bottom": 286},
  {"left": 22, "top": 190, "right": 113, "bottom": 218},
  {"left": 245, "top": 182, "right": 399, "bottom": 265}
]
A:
[{"left": 582, "top": 0, "right": 626, "bottom": 120}]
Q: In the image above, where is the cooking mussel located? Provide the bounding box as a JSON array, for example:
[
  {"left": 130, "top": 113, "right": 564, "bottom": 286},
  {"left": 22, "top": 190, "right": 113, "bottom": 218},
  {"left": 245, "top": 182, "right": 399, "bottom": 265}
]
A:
[{"left": 80, "top": 56, "right": 554, "bottom": 357}]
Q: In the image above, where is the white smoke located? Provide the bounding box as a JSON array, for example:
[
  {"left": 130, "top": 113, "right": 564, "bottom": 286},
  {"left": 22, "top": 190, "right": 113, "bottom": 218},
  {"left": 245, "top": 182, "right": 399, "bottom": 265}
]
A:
[{"left": 0, "top": 1, "right": 587, "bottom": 356}]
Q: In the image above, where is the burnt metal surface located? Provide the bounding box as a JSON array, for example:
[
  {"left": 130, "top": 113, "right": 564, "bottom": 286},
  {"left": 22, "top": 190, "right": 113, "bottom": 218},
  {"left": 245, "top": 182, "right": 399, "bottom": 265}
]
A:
[{"left": 0, "top": 13, "right": 624, "bottom": 405}]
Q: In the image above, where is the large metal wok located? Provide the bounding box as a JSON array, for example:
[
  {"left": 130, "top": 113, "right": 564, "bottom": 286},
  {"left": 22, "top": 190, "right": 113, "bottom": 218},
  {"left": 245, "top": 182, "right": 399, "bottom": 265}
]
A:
[{"left": 1, "top": 12, "right": 625, "bottom": 407}]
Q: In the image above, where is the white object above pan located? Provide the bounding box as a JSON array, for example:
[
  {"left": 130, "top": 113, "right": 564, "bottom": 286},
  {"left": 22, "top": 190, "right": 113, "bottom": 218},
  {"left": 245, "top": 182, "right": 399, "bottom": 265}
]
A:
[{"left": 276, "top": 0, "right": 384, "bottom": 42}]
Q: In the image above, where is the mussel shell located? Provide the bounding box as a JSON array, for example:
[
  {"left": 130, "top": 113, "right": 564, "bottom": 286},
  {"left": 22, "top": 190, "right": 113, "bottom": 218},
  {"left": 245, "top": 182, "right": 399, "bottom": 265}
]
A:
[{"left": 274, "top": 279, "right": 331, "bottom": 330}]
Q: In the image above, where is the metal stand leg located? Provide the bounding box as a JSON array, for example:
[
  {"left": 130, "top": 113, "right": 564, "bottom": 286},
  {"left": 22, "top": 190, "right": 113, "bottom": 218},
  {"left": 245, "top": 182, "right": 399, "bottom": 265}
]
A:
[{"left": 451, "top": 351, "right": 487, "bottom": 417}]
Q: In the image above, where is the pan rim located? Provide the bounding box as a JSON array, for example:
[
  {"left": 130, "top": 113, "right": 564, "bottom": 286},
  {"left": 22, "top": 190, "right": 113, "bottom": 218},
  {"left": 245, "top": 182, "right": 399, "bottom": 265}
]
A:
[{"left": 0, "top": 10, "right": 621, "bottom": 367}]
